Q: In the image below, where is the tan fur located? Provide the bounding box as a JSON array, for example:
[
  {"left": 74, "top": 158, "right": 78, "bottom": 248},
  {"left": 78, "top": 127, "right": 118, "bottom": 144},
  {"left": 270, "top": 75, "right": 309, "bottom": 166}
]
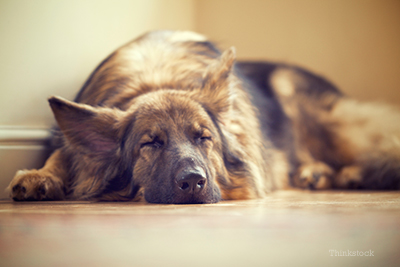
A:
[
  {"left": 271, "top": 66, "right": 400, "bottom": 189},
  {"left": 7, "top": 31, "right": 273, "bottom": 203},
  {"left": 332, "top": 99, "right": 400, "bottom": 158},
  {"left": 7, "top": 30, "right": 400, "bottom": 202}
]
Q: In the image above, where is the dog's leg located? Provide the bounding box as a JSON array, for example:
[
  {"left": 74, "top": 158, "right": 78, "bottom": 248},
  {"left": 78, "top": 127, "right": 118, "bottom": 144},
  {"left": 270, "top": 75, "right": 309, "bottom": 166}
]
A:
[
  {"left": 329, "top": 99, "right": 400, "bottom": 189},
  {"left": 270, "top": 67, "right": 342, "bottom": 190},
  {"left": 271, "top": 67, "right": 400, "bottom": 190},
  {"left": 7, "top": 149, "right": 67, "bottom": 200},
  {"left": 289, "top": 134, "right": 334, "bottom": 189}
]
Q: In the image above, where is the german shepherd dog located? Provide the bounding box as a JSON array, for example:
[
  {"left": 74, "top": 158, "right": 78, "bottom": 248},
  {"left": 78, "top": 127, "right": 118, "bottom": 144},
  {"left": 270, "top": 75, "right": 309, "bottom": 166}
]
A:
[{"left": 7, "top": 30, "right": 400, "bottom": 203}]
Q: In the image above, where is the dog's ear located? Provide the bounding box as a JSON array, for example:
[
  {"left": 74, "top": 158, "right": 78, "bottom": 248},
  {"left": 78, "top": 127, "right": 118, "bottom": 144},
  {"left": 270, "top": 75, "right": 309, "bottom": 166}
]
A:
[
  {"left": 48, "top": 96, "right": 121, "bottom": 153},
  {"left": 199, "top": 47, "right": 236, "bottom": 115},
  {"left": 203, "top": 46, "right": 236, "bottom": 88}
]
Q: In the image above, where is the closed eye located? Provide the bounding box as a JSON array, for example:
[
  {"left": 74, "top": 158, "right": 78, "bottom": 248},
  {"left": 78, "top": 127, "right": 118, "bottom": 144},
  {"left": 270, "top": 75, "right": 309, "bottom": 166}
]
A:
[
  {"left": 140, "top": 139, "right": 163, "bottom": 149},
  {"left": 195, "top": 133, "right": 212, "bottom": 144}
]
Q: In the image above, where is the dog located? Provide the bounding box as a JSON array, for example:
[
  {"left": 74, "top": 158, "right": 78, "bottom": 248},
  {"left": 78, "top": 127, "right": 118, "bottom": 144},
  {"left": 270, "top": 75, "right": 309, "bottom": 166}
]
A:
[{"left": 7, "top": 30, "right": 400, "bottom": 203}]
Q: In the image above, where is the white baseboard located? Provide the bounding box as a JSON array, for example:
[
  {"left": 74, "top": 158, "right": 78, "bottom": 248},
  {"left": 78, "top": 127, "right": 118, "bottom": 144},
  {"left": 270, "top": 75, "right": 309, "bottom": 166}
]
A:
[
  {"left": 0, "top": 126, "right": 52, "bottom": 144},
  {"left": 0, "top": 127, "right": 52, "bottom": 199}
]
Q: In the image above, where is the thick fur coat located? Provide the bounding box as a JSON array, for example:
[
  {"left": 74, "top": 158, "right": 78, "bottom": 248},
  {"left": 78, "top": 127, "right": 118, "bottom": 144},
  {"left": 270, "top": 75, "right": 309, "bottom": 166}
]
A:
[{"left": 7, "top": 30, "right": 400, "bottom": 203}]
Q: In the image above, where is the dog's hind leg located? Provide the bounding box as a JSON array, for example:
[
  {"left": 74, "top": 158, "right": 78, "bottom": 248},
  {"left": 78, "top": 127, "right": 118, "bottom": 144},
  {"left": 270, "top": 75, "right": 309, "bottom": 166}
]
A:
[
  {"left": 269, "top": 67, "right": 343, "bottom": 190},
  {"left": 329, "top": 99, "right": 400, "bottom": 189},
  {"left": 271, "top": 67, "right": 400, "bottom": 190},
  {"left": 7, "top": 149, "right": 67, "bottom": 200}
]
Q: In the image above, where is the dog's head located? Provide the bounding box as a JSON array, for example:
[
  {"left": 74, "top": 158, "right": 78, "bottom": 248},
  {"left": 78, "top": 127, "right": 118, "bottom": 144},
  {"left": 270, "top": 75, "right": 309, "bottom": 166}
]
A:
[{"left": 49, "top": 48, "right": 240, "bottom": 204}]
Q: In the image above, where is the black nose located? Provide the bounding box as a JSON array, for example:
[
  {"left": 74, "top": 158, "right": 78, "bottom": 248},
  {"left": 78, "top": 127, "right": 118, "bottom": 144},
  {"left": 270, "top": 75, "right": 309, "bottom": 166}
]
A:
[{"left": 177, "top": 171, "right": 206, "bottom": 194}]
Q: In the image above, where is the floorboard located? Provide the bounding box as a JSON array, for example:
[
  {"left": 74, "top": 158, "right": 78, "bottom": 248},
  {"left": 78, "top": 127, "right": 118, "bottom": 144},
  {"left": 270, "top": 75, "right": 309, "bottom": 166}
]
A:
[{"left": 1, "top": 190, "right": 399, "bottom": 267}]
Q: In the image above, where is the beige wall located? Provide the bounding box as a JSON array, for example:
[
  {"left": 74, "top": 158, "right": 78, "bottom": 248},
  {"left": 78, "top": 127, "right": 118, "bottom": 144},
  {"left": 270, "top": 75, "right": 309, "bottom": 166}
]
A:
[
  {"left": 0, "top": 0, "right": 195, "bottom": 128},
  {"left": 1, "top": 0, "right": 399, "bottom": 129},
  {"left": 196, "top": 0, "right": 400, "bottom": 105}
]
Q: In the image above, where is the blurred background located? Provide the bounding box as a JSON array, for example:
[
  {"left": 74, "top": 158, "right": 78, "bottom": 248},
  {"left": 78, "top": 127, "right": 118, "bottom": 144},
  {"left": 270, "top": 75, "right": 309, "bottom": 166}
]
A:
[{"left": 0, "top": 0, "right": 399, "bottom": 196}]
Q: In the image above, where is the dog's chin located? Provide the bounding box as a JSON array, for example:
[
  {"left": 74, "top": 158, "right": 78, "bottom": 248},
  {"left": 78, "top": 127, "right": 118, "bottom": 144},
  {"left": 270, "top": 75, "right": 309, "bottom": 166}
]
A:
[{"left": 144, "top": 190, "right": 221, "bottom": 204}]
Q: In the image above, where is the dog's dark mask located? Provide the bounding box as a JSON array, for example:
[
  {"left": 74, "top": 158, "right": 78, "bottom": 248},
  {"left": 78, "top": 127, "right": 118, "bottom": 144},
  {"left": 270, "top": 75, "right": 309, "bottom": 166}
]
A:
[{"left": 122, "top": 91, "right": 223, "bottom": 204}]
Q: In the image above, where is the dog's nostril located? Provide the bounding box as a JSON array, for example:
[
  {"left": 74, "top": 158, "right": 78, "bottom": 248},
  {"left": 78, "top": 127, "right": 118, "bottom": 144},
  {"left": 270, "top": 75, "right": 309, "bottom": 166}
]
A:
[
  {"left": 197, "top": 179, "right": 205, "bottom": 188},
  {"left": 180, "top": 182, "right": 189, "bottom": 190}
]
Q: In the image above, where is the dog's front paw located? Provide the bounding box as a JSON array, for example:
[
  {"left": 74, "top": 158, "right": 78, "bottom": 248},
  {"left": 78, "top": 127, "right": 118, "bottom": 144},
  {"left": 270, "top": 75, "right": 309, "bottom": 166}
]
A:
[
  {"left": 7, "top": 170, "right": 65, "bottom": 201},
  {"left": 293, "top": 162, "right": 334, "bottom": 190}
]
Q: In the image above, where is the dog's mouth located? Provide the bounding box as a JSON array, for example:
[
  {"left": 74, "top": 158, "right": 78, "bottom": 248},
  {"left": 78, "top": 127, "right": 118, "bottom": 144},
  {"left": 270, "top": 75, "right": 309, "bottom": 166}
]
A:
[{"left": 145, "top": 194, "right": 221, "bottom": 204}]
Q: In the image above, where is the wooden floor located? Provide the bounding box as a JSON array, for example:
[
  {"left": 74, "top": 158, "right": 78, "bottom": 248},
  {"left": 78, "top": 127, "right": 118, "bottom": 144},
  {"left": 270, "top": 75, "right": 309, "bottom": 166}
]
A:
[{"left": 1, "top": 190, "right": 399, "bottom": 267}]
